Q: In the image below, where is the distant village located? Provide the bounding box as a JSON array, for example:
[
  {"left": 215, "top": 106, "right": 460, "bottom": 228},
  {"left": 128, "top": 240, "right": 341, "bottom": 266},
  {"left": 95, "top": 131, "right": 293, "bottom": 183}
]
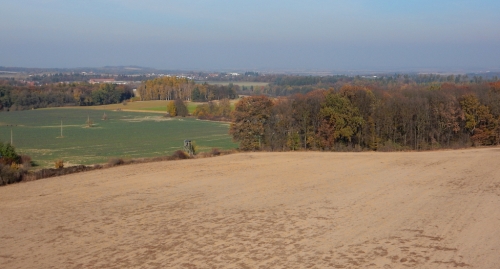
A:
[{"left": 0, "top": 68, "right": 249, "bottom": 87}]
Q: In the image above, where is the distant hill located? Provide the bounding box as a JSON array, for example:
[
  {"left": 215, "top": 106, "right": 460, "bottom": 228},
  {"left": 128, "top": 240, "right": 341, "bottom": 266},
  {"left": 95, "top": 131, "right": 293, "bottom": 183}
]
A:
[{"left": 0, "top": 66, "right": 188, "bottom": 75}]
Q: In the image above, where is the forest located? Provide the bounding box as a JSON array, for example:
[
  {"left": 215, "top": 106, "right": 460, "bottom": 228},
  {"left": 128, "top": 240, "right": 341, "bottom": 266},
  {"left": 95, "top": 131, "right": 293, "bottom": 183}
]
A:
[
  {"left": 0, "top": 76, "right": 240, "bottom": 111},
  {"left": 0, "top": 80, "right": 133, "bottom": 110},
  {"left": 230, "top": 81, "right": 500, "bottom": 151},
  {"left": 136, "top": 76, "right": 238, "bottom": 101}
]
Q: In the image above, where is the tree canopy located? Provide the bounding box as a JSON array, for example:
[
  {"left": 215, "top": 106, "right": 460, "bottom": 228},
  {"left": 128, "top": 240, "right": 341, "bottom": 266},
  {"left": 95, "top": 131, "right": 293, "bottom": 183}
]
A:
[{"left": 229, "top": 82, "right": 500, "bottom": 151}]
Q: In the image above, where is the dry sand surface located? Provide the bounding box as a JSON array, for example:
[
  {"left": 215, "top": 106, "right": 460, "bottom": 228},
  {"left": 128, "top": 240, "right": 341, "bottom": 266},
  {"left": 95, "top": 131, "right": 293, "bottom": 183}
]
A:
[{"left": 1, "top": 148, "right": 500, "bottom": 268}]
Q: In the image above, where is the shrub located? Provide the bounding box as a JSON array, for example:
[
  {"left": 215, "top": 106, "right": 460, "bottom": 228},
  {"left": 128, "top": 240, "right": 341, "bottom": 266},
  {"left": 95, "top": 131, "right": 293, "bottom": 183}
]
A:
[
  {"left": 108, "top": 158, "right": 125, "bottom": 167},
  {"left": 0, "top": 142, "right": 20, "bottom": 164},
  {"left": 171, "top": 150, "right": 190, "bottom": 160},
  {"left": 0, "top": 163, "right": 25, "bottom": 186},
  {"left": 167, "top": 100, "right": 176, "bottom": 116},
  {"left": 20, "top": 155, "right": 32, "bottom": 168},
  {"left": 11, "top": 163, "right": 21, "bottom": 170},
  {"left": 26, "top": 165, "right": 93, "bottom": 181},
  {"left": 210, "top": 148, "right": 221, "bottom": 156},
  {"left": 174, "top": 99, "right": 188, "bottom": 117},
  {"left": 191, "top": 141, "right": 198, "bottom": 155},
  {"left": 54, "top": 159, "right": 64, "bottom": 169}
]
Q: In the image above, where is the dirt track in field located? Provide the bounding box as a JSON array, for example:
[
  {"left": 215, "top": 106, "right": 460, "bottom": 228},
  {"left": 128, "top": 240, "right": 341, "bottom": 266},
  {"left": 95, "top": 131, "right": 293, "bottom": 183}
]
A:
[{"left": 1, "top": 148, "right": 500, "bottom": 268}]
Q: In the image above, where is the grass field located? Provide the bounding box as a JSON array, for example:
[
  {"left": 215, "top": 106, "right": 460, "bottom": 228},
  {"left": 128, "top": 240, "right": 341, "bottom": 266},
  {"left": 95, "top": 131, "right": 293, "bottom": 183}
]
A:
[
  {"left": 86, "top": 100, "right": 182, "bottom": 113},
  {"left": 93, "top": 100, "right": 237, "bottom": 114},
  {"left": 0, "top": 108, "right": 237, "bottom": 168}
]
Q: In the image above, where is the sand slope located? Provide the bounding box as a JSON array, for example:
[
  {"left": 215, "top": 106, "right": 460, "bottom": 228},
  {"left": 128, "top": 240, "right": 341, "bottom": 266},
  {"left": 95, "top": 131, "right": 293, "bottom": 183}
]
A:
[{"left": 1, "top": 148, "right": 500, "bottom": 268}]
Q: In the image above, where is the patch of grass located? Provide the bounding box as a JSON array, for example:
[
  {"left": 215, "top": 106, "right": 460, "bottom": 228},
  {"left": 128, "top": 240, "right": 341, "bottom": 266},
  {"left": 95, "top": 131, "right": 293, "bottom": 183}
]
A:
[
  {"left": 83, "top": 100, "right": 171, "bottom": 112},
  {"left": 79, "top": 100, "right": 213, "bottom": 115},
  {"left": 141, "top": 106, "right": 168, "bottom": 112},
  {"left": 186, "top": 103, "right": 198, "bottom": 114}
]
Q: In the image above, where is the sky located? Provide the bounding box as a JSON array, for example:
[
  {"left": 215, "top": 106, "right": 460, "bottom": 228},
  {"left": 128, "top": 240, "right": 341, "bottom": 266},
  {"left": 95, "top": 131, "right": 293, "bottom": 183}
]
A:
[{"left": 1, "top": 0, "right": 500, "bottom": 72}]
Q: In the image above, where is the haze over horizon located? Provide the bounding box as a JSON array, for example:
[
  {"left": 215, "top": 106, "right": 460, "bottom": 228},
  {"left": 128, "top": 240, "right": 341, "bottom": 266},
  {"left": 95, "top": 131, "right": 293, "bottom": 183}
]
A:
[{"left": 2, "top": 0, "right": 499, "bottom": 72}]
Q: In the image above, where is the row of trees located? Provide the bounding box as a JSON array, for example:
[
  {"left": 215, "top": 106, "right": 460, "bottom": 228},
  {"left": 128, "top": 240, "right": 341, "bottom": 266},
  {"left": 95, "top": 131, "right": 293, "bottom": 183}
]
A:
[
  {"left": 234, "top": 73, "right": 498, "bottom": 97},
  {"left": 230, "top": 82, "right": 500, "bottom": 151},
  {"left": 191, "top": 84, "right": 238, "bottom": 101},
  {"left": 0, "top": 80, "right": 132, "bottom": 110},
  {"left": 189, "top": 71, "right": 498, "bottom": 85},
  {"left": 192, "top": 99, "right": 232, "bottom": 121},
  {"left": 136, "top": 76, "right": 194, "bottom": 101},
  {"left": 136, "top": 77, "right": 238, "bottom": 102}
]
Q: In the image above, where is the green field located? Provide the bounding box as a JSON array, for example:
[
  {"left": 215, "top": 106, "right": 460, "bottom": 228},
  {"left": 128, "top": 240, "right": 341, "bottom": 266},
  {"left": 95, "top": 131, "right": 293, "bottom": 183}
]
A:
[
  {"left": 90, "top": 100, "right": 235, "bottom": 114},
  {"left": 139, "top": 102, "right": 200, "bottom": 113},
  {"left": 0, "top": 108, "right": 237, "bottom": 168},
  {"left": 87, "top": 100, "right": 180, "bottom": 113}
]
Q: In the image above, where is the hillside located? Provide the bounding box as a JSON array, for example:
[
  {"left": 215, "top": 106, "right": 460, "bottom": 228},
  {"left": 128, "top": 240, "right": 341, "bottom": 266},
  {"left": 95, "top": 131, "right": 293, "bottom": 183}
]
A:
[{"left": 1, "top": 148, "right": 500, "bottom": 268}]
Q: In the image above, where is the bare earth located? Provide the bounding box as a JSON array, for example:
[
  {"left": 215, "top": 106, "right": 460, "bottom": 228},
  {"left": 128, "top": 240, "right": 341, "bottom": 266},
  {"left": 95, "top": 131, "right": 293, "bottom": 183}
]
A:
[{"left": 1, "top": 148, "right": 500, "bottom": 268}]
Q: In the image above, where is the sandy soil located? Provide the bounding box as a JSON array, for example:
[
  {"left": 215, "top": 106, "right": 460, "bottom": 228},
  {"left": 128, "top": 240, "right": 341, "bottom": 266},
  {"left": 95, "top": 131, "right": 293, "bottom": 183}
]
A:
[{"left": 1, "top": 148, "right": 500, "bottom": 268}]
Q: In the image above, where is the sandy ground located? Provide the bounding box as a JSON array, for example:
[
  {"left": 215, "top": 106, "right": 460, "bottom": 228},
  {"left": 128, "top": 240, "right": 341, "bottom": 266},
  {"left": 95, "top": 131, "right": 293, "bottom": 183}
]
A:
[{"left": 1, "top": 148, "right": 500, "bottom": 268}]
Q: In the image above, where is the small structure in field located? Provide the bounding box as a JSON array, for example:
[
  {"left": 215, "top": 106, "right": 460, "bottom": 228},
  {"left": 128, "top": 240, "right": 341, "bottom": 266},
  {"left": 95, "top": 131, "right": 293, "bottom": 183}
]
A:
[
  {"left": 86, "top": 115, "right": 93, "bottom": 127},
  {"left": 59, "top": 120, "right": 64, "bottom": 138},
  {"left": 184, "top": 139, "right": 194, "bottom": 156}
]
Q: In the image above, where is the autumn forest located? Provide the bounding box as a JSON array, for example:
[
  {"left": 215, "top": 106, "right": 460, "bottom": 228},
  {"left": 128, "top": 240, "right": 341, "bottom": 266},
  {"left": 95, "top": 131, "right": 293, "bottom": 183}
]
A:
[{"left": 230, "top": 81, "right": 500, "bottom": 151}]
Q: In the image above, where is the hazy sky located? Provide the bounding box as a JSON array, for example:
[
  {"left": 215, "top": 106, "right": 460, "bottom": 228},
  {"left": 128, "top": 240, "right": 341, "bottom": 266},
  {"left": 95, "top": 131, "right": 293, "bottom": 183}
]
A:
[{"left": 1, "top": 0, "right": 499, "bottom": 71}]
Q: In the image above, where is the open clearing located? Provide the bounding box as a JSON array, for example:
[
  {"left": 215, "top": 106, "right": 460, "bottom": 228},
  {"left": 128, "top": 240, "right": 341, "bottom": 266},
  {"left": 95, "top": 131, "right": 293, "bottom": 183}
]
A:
[
  {"left": 1, "top": 148, "right": 500, "bottom": 268},
  {"left": 87, "top": 100, "right": 202, "bottom": 114},
  {"left": 84, "top": 100, "right": 238, "bottom": 114}
]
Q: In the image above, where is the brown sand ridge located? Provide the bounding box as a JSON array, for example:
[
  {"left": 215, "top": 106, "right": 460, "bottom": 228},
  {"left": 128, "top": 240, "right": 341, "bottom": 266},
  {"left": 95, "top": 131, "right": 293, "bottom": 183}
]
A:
[{"left": 1, "top": 148, "right": 500, "bottom": 268}]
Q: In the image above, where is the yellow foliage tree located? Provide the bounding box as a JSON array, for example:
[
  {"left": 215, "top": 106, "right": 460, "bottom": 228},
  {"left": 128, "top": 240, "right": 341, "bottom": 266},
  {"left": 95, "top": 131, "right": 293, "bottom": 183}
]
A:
[{"left": 167, "top": 101, "right": 177, "bottom": 116}]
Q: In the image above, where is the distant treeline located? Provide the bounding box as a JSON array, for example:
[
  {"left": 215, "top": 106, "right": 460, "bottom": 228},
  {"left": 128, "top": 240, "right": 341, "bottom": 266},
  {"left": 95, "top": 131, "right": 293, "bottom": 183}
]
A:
[
  {"left": 2, "top": 73, "right": 499, "bottom": 112},
  {"left": 230, "top": 81, "right": 500, "bottom": 151},
  {"left": 240, "top": 73, "right": 499, "bottom": 97},
  {"left": 136, "top": 77, "right": 237, "bottom": 101},
  {"left": 0, "top": 80, "right": 133, "bottom": 111},
  {"left": 0, "top": 66, "right": 163, "bottom": 76}
]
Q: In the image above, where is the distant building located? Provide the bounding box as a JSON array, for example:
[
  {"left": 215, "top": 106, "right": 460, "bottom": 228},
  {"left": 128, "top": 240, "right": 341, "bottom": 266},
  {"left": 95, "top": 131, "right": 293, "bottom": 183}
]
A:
[
  {"left": 89, "top": 78, "right": 116, "bottom": 84},
  {"left": 89, "top": 78, "right": 129, "bottom": 85}
]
